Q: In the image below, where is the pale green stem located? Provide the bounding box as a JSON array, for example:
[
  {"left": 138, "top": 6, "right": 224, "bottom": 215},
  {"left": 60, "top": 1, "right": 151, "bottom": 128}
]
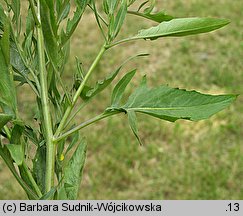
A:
[
  {"left": 54, "top": 44, "right": 107, "bottom": 138},
  {"left": 88, "top": 4, "right": 108, "bottom": 26},
  {"left": 106, "top": 37, "right": 138, "bottom": 49},
  {"left": 54, "top": 111, "right": 120, "bottom": 143},
  {"left": 3, "top": 125, "right": 11, "bottom": 140},
  {"left": 65, "top": 102, "right": 88, "bottom": 129},
  {"left": 36, "top": 0, "right": 54, "bottom": 193}
]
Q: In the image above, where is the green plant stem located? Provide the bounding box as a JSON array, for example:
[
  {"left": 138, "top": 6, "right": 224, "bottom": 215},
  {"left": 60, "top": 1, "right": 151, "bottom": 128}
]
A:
[
  {"left": 65, "top": 102, "right": 88, "bottom": 129},
  {"left": 88, "top": 4, "right": 108, "bottom": 26},
  {"left": 36, "top": 1, "right": 54, "bottom": 193},
  {"left": 22, "top": 162, "right": 43, "bottom": 197},
  {"left": 106, "top": 37, "right": 138, "bottom": 49},
  {"left": 54, "top": 44, "right": 107, "bottom": 138},
  {"left": 3, "top": 125, "right": 11, "bottom": 140},
  {"left": 54, "top": 111, "right": 120, "bottom": 143}
]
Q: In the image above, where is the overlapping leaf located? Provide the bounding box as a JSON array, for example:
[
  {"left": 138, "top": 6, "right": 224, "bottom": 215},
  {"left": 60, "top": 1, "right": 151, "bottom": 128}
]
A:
[
  {"left": 117, "top": 81, "right": 236, "bottom": 122},
  {"left": 63, "top": 139, "right": 87, "bottom": 200}
]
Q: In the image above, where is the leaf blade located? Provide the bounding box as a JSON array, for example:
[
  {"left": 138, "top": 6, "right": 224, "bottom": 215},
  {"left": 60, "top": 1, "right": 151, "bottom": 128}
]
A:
[
  {"left": 0, "top": 113, "right": 12, "bottom": 131},
  {"left": 6, "top": 144, "right": 24, "bottom": 166},
  {"left": 127, "top": 111, "right": 142, "bottom": 145},
  {"left": 111, "top": 69, "right": 136, "bottom": 106},
  {"left": 63, "top": 139, "right": 87, "bottom": 200},
  {"left": 121, "top": 83, "right": 236, "bottom": 122},
  {"left": 131, "top": 17, "right": 230, "bottom": 41},
  {"left": 0, "top": 9, "right": 17, "bottom": 115}
]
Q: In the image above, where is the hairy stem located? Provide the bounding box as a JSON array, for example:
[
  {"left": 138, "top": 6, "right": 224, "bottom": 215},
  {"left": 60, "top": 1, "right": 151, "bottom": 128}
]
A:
[
  {"left": 54, "top": 44, "right": 107, "bottom": 138},
  {"left": 36, "top": 1, "right": 54, "bottom": 193}
]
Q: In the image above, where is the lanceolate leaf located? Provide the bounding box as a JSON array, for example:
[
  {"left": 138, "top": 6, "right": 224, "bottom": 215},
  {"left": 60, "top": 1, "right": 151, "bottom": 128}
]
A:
[
  {"left": 40, "top": 0, "right": 59, "bottom": 67},
  {"left": 127, "top": 111, "right": 142, "bottom": 145},
  {"left": 111, "top": 69, "right": 136, "bottom": 106},
  {"left": 10, "top": 0, "right": 20, "bottom": 24},
  {"left": 33, "top": 146, "right": 46, "bottom": 193},
  {"left": 130, "top": 17, "right": 230, "bottom": 41},
  {"left": 0, "top": 113, "right": 12, "bottom": 131},
  {"left": 0, "top": 13, "right": 17, "bottom": 115},
  {"left": 63, "top": 140, "right": 87, "bottom": 200},
  {"left": 112, "top": 0, "right": 127, "bottom": 39},
  {"left": 117, "top": 81, "right": 237, "bottom": 122}
]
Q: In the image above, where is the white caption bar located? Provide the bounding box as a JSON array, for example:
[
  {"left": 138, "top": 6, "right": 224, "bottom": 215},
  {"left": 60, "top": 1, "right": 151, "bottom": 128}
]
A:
[{"left": 0, "top": 200, "right": 242, "bottom": 216}]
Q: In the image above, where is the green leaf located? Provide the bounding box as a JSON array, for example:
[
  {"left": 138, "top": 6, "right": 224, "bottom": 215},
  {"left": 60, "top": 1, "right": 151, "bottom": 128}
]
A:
[
  {"left": 129, "top": 10, "right": 173, "bottom": 23},
  {"left": 33, "top": 146, "right": 46, "bottom": 193},
  {"left": 62, "top": 0, "right": 88, "bottom": 45},
  {"left": 111, "top": 69, "right": 136, "bottom": 106},
  {"left": 127, "top": 111, "right": 142, "bottom": 145},
  {"left": 118, "top": 81, "right": 237, "bottom": 122},
  {"left": 56, "top": 186, "right": 68, "bottom": 200},
  {"left": 6, "top": 144, "right": 24, "bottom": 166},
  {"left": 130, "top": 0, "right": 173, "bottom": 23},
  {"left": 112, "top": 0, "right": 127, "bottom": 39},
  {"left": 23, "top": 125, "right": 39, "bottom": 146},
  {"left": 9, "top": 0, "right": 20, "bottom": 24},
  {"left": 10, "top": 123, "right": 24, "bottom": 144},
  {"left": 10, "top": 42, "right": 29, "bottom": 76},
  {"left": 131, "top": 17, "right": 230, "bottom": 40},
  {"left": 0, "top": 113, "right": 12, "bottom": 131},
  {"left": 103, "top": 0, "right": 119, "bottom": 15},
  {"left": 40, "top": 0, "right": 59, "bottom": 67},
  {"left": 57, "top": 1, "right": 71, "bottom": 24},
  {"left": 26, "top": 7, "right": 35, "bottom": 35},
  {"left": 63, "top": 139, "right": 87, "bottom": 200},
  {"left": 81, "top": 54, "right": 148, "bottom": 101},
  {"left": 65, "top": 131, "right": 80, "bottom": 155},
  {"left": 0, "top": 144, "right": 39, "bottom": 200},
  {"left": 40, "top": 187, "right": 57, "bottom": 200},
  {"left": 0, "top": 11, "right": 17, "bottom": 115}
]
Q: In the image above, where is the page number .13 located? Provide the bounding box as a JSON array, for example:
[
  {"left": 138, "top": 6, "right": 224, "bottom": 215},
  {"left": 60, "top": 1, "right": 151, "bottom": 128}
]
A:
[{"left": 227, "top": 203, "right": 240, "bottom": 212}]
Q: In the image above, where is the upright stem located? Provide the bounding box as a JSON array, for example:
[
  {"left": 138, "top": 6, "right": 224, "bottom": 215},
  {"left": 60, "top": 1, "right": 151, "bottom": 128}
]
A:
[
  {"left": 54, "top": 45, "right": 107, "bottom": 138},
  {"left": 36, "top": 1, "right": 54, "bottom": 193}
]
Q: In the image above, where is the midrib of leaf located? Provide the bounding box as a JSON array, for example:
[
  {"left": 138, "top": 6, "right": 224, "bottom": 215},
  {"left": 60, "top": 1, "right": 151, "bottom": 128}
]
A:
[
  {"left": 135, "top": 21, "right": 229, "bottom": 39},
  {"left": 124, "top": 98, "right": 234, "bottom": 111}
]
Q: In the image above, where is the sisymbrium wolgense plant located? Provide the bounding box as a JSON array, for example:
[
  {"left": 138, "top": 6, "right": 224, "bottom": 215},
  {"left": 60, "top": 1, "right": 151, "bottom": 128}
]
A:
[{"left": 0, "top": 0, "right": 237, "bottom": 199}]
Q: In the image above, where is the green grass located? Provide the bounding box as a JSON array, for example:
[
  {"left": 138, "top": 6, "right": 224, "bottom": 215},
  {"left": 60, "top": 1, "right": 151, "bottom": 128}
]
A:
[{"left": 0, "top": 0, "right": 242, "bottom": 199}]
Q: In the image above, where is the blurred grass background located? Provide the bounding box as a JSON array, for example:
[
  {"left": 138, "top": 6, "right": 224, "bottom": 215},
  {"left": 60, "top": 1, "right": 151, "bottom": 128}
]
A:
[{"left": 0, "top": 0, "right": 243, "bottom": 199}]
